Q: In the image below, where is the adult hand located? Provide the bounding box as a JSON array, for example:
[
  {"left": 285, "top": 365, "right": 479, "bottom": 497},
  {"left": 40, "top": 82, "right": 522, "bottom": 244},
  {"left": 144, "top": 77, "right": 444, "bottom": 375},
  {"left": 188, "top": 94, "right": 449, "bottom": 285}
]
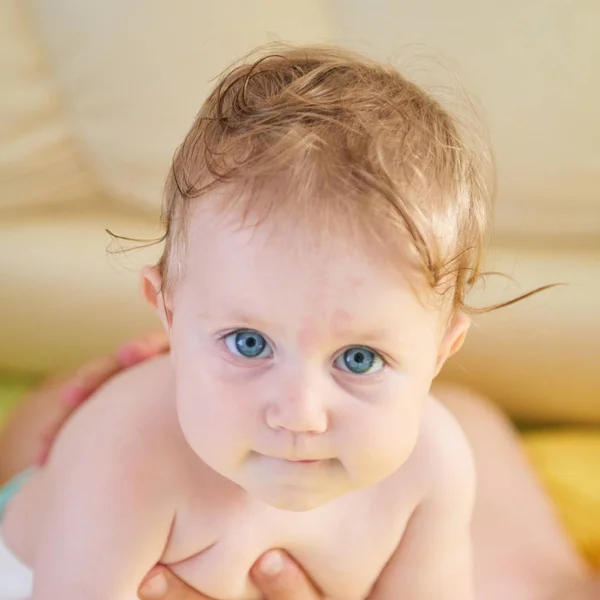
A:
[{"left": 138, "top": 550, "right": 325, "bottom": 600}]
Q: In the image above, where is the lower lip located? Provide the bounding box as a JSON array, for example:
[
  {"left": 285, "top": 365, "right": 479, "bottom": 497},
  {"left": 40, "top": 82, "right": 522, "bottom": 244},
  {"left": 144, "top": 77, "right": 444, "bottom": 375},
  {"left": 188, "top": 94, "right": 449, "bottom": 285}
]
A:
[{"left": 258, "top": 453, "right": 324, "bottom": 465}]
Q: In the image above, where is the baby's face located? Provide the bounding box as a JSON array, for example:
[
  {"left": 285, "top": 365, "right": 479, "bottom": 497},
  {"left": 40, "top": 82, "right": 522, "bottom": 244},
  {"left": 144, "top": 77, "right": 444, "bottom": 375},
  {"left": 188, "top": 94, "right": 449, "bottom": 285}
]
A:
[{"left": 158, "top": 202, "right": 461, "bottom": 511}]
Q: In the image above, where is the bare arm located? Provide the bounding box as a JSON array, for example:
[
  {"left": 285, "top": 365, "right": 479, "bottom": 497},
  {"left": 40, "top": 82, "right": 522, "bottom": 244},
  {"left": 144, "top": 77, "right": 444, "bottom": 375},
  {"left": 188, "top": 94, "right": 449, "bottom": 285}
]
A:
[
  {"left": 29, "top": 374, "right": 176, "bottom": 600},
  {"left": 369, "top": 409, "right": 476, "bottom": 600}
]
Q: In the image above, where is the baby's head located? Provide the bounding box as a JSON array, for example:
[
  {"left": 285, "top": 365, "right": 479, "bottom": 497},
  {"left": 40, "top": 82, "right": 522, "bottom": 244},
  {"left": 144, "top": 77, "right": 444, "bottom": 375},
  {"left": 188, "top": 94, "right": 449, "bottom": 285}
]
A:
[{"left": 143, "top": 45, "right": 490, "bottom": 510}]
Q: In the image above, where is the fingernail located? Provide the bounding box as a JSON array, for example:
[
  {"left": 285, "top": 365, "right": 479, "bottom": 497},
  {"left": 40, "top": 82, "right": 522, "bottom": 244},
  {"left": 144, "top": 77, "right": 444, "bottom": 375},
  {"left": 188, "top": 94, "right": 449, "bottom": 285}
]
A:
[
  {"left": 116, "top": 346, "right": 144, "bottom": 365},
  {"left": 139, "top": 572, "right": 168, "bottom": 598},
  {"left": 62, "top": 385, "right": 85, "bottom": 407},
  {"left": 34, "top": 448, "right": 48, "bottom": 466},
  {"left": 258, "top": 550, "right": 284, "bottom": 577}
]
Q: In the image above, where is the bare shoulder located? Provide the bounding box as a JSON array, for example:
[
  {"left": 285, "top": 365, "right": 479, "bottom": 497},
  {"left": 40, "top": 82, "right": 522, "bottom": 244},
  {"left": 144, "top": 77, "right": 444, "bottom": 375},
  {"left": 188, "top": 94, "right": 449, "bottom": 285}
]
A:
[
  {"left": 84, "top": 352, "right": 175, "bottom": 413},
  {"left": 47, "top": 354, "right": 182, "bottom": 479},
  {"left": 413, "top": 394, "right": 476, "bottom": 514},
  {"left": 420, "top": 394, "right": 475, "bottom": 478},
  {"left": 376, "top": 393, "right": 476, "bottom": 526},
  {"left": 368, "top": 396, "right": 476, "bottom": 599},
  {"left": 3, "top": 355, "right": 182, "bottom": 559},
  {"left": 60, "top": 354, "right": 174, "bottom": 434},
  {"left": 386, "top": 394, "right": 476, "bottom": 510}
]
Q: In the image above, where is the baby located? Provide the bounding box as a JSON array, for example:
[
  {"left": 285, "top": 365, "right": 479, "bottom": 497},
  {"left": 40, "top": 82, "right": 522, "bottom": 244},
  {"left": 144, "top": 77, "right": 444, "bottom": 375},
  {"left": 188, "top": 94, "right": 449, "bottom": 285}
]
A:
[{"left": 0, "top": 45, "right": 487, "bottom": 600}]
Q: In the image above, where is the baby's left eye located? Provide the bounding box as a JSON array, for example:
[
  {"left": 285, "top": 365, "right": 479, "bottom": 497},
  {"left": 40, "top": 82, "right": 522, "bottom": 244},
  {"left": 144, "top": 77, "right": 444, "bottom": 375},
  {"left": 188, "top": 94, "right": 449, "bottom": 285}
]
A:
[{"left": 334, "top": 346, "right": 384, "bottom": 375}]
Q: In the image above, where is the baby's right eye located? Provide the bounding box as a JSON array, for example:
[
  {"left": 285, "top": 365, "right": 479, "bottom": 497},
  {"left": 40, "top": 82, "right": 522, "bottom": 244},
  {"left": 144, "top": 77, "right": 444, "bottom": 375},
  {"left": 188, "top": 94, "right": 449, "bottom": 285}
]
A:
[{"left": 224, "top": 330, "right": 273, "bottom": 359}]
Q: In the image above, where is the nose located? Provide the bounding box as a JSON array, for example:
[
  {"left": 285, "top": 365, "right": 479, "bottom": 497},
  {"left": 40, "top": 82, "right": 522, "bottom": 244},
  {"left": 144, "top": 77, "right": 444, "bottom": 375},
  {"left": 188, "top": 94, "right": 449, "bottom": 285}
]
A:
[{"left": 265, "top": 373, "right": 329, "bottom": 434}]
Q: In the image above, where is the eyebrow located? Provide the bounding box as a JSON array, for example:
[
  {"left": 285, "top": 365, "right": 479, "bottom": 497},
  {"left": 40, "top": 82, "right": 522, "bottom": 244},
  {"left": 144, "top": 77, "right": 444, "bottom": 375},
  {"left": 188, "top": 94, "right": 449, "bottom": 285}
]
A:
[
  {"left": 196, "top": 308, "right": 395, "bottom": 345},
  {"left": 195, "top": 309, "right": 278, "bottom": 332},
  {"left": 331, "top": 328, "right": 396, "bottom": 347},
  {"left": 347, "top": 329, "right": 392, "bottom": 342}
]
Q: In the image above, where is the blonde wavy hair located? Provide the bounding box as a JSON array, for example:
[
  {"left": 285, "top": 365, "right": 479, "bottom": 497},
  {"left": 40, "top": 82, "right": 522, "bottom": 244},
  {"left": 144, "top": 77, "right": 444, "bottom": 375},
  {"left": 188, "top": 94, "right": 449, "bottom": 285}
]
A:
[{"left": 145, "top": 44, "right": 540, "bottom": 314}]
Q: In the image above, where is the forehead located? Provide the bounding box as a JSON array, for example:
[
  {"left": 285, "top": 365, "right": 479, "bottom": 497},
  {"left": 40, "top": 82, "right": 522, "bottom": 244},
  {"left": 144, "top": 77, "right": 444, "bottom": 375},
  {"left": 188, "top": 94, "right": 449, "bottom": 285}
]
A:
[
  {"left": 183, "top": 186, "right": 422, "bottom": 273},
  {"left": 175, "top": 197, "right": 440, "bottom": 337},
  {"left": 185, "top": 195, "right": 404, "bottom": 281}
]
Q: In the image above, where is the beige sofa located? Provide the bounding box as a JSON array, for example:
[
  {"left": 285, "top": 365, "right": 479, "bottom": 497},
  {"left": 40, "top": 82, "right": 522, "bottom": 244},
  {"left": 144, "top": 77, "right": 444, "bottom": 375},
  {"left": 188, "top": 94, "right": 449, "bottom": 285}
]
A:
[{"left": 1, "top": 0, "right": 599, "bottom": 424}]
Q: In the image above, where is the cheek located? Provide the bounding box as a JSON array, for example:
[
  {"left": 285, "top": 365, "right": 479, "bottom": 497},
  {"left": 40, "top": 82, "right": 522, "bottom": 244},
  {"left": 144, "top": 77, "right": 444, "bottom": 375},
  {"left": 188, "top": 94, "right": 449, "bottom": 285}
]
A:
[
  {"left": 339, "top": 380, "right": 425, "bottom": 483},
  {"left": 174, "top": 359, "right": 257, "bottom": 463}
]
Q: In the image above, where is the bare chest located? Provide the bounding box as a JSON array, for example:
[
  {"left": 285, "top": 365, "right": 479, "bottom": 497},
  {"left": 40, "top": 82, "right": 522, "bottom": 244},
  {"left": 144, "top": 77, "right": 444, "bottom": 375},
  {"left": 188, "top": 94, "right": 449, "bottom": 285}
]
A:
[{"left": 162, "top": 488, "right": 414, "bottom": 600}]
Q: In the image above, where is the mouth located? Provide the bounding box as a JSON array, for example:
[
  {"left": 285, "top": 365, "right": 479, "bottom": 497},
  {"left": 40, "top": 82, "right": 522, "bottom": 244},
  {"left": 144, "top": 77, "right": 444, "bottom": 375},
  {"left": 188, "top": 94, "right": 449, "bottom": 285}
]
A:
[{"left": 258, "top": 452, "right": 324, "bottom": 465}]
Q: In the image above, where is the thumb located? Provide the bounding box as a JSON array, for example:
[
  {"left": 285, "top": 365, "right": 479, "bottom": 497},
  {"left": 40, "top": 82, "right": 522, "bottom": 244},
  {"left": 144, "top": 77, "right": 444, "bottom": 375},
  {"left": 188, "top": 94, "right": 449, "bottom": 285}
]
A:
[
  {"left": 138, "top": 565, "right": 212, "bottom": 600},
  {"left": 251, "top": 550, "right": 323, "bottom": 600}
]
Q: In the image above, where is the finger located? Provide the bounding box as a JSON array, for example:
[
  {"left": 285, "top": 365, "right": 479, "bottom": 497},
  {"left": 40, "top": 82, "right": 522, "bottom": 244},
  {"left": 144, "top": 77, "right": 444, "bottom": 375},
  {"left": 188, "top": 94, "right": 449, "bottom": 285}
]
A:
[
  {"left": 116, "top": 330, "right": 170, "bottom": 366},
  {"left": 34, "top": 439, "right": 52, "bottom": 466},
  {"left": 251, "top": 550, "right": 323, "bottom": 600},
  {"left": 138, "top": 565, "right": 214, "bottom": 600},
  {"left": 0, "top": 376, "right": 76, "bottom": 475}
]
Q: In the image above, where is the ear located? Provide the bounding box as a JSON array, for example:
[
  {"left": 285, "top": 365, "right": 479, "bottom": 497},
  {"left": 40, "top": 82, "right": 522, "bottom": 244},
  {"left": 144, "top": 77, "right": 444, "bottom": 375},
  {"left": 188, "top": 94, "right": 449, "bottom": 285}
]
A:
[
  {"left": 434, "top": 312, "right": 471, "bottom": 377},
  {"left": 141, "top": 265, "right": 172, "bottom": 331}
]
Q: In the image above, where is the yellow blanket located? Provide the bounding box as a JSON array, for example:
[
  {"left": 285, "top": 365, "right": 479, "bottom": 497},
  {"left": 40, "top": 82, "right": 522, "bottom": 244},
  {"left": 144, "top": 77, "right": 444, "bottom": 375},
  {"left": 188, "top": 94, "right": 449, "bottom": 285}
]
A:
[{"left": 524, "top": 429, "right": 600, "bottom": 568}]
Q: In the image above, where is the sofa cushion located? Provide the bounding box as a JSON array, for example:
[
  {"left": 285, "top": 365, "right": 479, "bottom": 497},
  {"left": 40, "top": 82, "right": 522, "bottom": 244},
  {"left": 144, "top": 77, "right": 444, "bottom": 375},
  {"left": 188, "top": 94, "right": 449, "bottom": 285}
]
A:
[
  {"left": 0, "top": 1, "right": 95, "bottom": 209},
  {"left": 441, "top": 239, "right": 600, "bottom": 424},
  {"left": 0, "top": 204, "right": 162, "bottom": 373},
  {"left": 23, "top": 0, "right": 600, "bottom": 236},
  {"left": 334, "top": 0, "right": 600, "bottom": 238},
  {"left": 25, "top": 0, "right": 333, "bottom": 211}
]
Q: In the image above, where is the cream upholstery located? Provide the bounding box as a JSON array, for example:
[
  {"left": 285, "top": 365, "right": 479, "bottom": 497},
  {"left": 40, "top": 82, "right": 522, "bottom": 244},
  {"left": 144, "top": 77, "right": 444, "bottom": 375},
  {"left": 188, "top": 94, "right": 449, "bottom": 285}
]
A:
[
  {"left": 25, "top": 0, "right": 333, "bottom": 210},
  {"left": 0, "top": 1, "right": 94, "bottom": 209},
  {"left": 447, "top": 241, "right": 599, "bottom": 423},
  {"left": 335, "top": 0, "right": 600, "bottom": 238},
  {"left": 0, "top": 1, "right": 598, "bottom": 423}
]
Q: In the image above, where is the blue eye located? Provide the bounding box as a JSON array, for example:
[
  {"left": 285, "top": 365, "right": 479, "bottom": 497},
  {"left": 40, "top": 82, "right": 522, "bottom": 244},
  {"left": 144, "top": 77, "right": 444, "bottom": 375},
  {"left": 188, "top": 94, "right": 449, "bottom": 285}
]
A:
[
  {"left": 335, "top": 346, "right": 384, "bottom": 375},
  {"left": 224, "top": 330, "right": 273, "bottom": 359}
]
